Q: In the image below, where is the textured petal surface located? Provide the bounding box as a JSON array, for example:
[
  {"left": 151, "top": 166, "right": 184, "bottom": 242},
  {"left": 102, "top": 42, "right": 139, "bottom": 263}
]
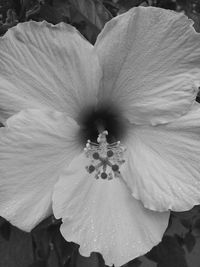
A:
[
  {"left": 0, "top": 109, "right": 81, "bottom": 231},
  {"left": 121, "top": 103, "right": 200, "bottom": 212},
  {"left": 53, "top": 154, "right": 169, "bottom": 267},
  {"left": 95, "top": 7, "right": 200, "bottom": 125},
  {"left": 0, "top": 21, "right": 101, "bottom": 123}
]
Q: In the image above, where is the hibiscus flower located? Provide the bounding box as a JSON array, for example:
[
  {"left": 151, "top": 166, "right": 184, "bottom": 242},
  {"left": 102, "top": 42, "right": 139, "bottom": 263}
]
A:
[{"left": 0, "top": 6, "right": 200, "bottom": 267}]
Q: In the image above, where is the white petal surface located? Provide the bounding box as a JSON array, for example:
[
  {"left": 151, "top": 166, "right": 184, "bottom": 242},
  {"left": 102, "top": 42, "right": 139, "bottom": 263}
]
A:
[
  {"left": 53, "top": 154, "right": 169, "bottom": 267},
  {"left": 122, "top": 103, "right": 200, "bottom": 212},
  {"left": 95, "top": 7, "right": 200, "bottom": 125},
  {"left": 0, "top": 109, "right": 81, "bottom": 231},
  {"left": 0, "top": 21, "right": 101, "bottom": 123}
]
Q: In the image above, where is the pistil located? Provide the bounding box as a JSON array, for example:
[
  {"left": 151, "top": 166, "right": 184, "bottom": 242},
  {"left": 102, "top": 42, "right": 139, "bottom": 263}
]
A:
[{"left": 84, "top": 131, "right": 126, "bottom": 180}]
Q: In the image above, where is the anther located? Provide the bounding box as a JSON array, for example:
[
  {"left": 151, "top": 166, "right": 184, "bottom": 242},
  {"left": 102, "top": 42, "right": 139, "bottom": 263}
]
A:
[
  {"left": 112, "top": 164, "right": 119, "bottom": 172},
  {"left": 101, "top": 172, "right": 107, "bottom": 179},
  {"left": 107, "top": 150, "right": 114, "bottom": 157},
  {"left": 93, "top": 152, "right": 99, "bottom": 160},
  {"left": 88, "top": 165, "right": 95, "bottom": 173}
]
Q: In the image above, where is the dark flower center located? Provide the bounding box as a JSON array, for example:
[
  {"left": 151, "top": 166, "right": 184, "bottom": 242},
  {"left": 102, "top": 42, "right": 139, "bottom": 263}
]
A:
[{"left": 77, "top": 105, "right": 127, "bottom": 145}]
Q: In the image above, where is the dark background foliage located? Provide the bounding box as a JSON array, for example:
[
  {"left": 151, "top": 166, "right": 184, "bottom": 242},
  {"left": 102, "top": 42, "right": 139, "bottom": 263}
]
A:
[{"left": 0, "top": 0, "right": 200, "bottom": 266}]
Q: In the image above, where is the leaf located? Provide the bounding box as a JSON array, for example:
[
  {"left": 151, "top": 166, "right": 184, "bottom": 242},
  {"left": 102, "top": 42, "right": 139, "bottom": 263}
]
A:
[
  {"left": 174, "top": 234, "right": 184, "bottom": 247},
  {"left": 117, "top": 0, "right": 148, "bottom": 13},
  {"left": 0, "top": 8, "right": 18, "bottom": 36},
  {"left": 29, "top": 0, "right": 112, "bottom": 43},
  {"left": 19, "top": 0, "right": 31, "bottom": 20},
  {"left": 156, "top": 0, "right": 177, "bottom": 10},
  {"left": 28, "top": 260, "right": 47, "bottom": 267},
  {"left": 74, "top": 252, "right": 102, "bottom": 267},
  {"left": 68, "top": 0, "right": 112, "bottom": 43},
  {"left": 31, "top": 227, "right": 53, "bottom": 262},
  {"left": 180, "top": 218, "right": 192, "bottom": 230},
  {"left": 187, "top": 12, "right": 200, "bottom": 32},
  {"left": 26, "top": 3, "right": 42, "bottom": 21},
  {"left": 125, "top": 258, "right": 142, "bottom": 267},
  {"left": 68, "top": 0, "right": 112, "bottom": 30},
  {"left": 194, "top": 218, "right": 200, "bottom": 229},
  {"left": 172, "top": 206, "right": 199, "bottom": 225},
  {"left": 0, "top": 225, "right": 33, "bottom": 267},
  {"left": 183, "top": 232, "right": 196, "bottom": 253},
  {"left": 0, "top": 0, "right": 13, "bottom": 19},
  {"left": 117, "top": 0, "right": 147, "bottom": 8},
  {"left": 46, "top": 225, "right": 75, "bottom": 266},
  {"left": 32, "top": 220, "right": 77, "bottom": 267},
  {"left": 146, "top": 235, "right": 188, "bottom": 267},
  {"left": 33, "top": 215, "right": 61, "bottom": 231},
  {"left": 11, "top": 0, "right": 22, "bottom": 17},
  {"left": 103, "top": 0, "right": 118, "bottom": 16},
  {"left": 192, "top": 218, "right": 200, "bottom": 237},
  {"left": 29, "top": 0, "right": 71, "bottom": 24},
  {"left": 0, "top": 220, "right": 11, "bottom": 241}
]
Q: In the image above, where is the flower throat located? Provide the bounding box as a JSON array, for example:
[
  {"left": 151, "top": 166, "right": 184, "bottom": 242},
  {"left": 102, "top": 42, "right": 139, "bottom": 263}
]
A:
[
  {"left": 78, "top": 106, "right": 127, "bottom": 180},
  {"left": 78, "top": 105, "right": 126, "bottom": 144}
]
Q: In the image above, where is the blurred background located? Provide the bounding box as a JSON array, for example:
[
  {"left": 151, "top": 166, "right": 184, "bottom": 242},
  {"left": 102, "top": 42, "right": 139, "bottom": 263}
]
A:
[{"left": 0, "top": 0, "right": 200, "bottom": 267}]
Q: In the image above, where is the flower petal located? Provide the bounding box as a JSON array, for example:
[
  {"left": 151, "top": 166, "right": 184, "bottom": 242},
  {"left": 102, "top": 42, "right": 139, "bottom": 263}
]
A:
[
  {"left": 53, "top": 153, "right": 169, "bottom": 267},
  {"left": 121, "top": 103, "right": 200, "bottom": 212},
  {"left": 95, "top": 7, "right": 200, "bottom": 125},
  {"left": 0, "top": 109, "right": 80, "bottom": 231},
  {"left": 0, "top": 21, "right": 101, "bottom": 123}
]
